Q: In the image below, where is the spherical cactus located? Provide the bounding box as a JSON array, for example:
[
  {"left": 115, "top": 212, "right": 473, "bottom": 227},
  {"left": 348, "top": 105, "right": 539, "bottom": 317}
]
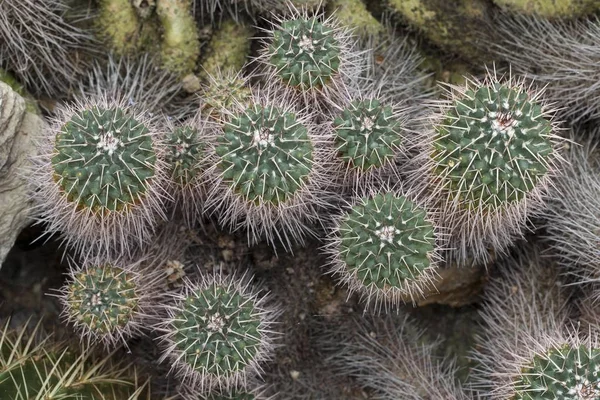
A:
[
  {"left": 324, "top": 188, "right": 443, "bottom": 310},
  {"left": 204, "top": 87, "right": 335, "bottom": 251},
  {"left": 156, "top": 271, "right": 279, "bottom": 392},
  {"left": 330, "top": 94, "right": 407, "bottom": 188},
  {"left": 257, "top": 4, "right": 361, "bottom": 108},
  {"left": 29, "top": 94, "right": 169, "bottom": 261},
  {"left": 201, "top": 69, "right": 253, "bottom": 121},
  {"left": 412, "top": 70, "right": 564, "bottom": 265},
  {"left": 57, "top": 259, "right": 159, "bottom": 347},
  {"left": 164, "top": 114, "right": 207, "bottom": 226}
]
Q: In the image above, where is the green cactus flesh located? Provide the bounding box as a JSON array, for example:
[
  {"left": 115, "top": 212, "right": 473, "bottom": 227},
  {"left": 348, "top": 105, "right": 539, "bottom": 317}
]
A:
[
  {"left": 268, "top": 17, "right": 341, "bottom": 90},
  {"left": 51, "top": 106, "right": 156, "bottom": 213},
  {"left": 203, "top": 73, "right": 252, "bottom": 119},
  {"left": 67, "top": 265, "right": 140, "bottom": 335},
  {"left": 431, "top": 83, "right": 553, "bottom": 210},
  {"left": 339, "top": 192, "right": 436, "bottom": 290},
  {"left": 216, "top": 105, "right": 313, "bottom": 205},
  {"left": 166, "top": 126, "right": 204, "bottom": 186},
  {"left": 334, "top": 99, "right": 402, "bottom": 171},
  {"left": 513, "top": 344, "right": 600, "bottom": 399},
  {"left": 172, "top": 283, "right": 263, "bottom": 378}
]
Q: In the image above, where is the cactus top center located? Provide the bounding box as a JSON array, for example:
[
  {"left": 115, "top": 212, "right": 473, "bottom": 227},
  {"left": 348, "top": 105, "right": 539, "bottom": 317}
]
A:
[
  {"left": 166, "top": 126, "right": 203, "bottom": 186},
  {"left": 172, "top": 283, "right": 263, "bottom": 376},
  {"left": 268, "top": 17, "right": 341, "bottom": 89},
  {"left": 334, "top": 99, "right": 402, "bottom": 172},
  {"left": 431, "top": 83, "right": 554, "bottom": 210},
  {"left": 51, "top": 106, "right": 156, "bottom": 213},
  {"left": 338, "top": 192, "right": 436, "bottom": 290},
  {"left": 216, "top": 104, "right": 314, "bottom": 205}
]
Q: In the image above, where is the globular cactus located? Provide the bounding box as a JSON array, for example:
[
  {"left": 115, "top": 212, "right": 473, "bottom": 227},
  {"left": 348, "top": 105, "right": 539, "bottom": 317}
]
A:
[
  {"left": 164, "top": 115, "right": 207, "bottom": 226},
  {"left": 257, "top": 3, "right": 361, "bottom": 108},
  {"left": 412, "top": 70, "right": 564, "bottom": 265},
  {"left": 201, "top": 69, "right": 253, "bottom": 121},
  {"left": 203, "top": 87, "right": 335, "bottom": 251},
  {"left": 329, "top": 93, "right": 407, "bottom": 188},
  {"left": 57, "top": 258, "right": 161, "bottom": 347},
  {"left": 0, "top": 0, "right": 93, "bottom": 96},
  {"left": 324, "top": 188, "right": 443, "bottom": 310},
  {"left": 156, "top": 271, "right": 280, "bottom": 392},
  {"left": 29, "top": 94, "right": 169, "bottom": 261},
  {"left": 0, "top": 319, "right": 150, "bottom": 399}
]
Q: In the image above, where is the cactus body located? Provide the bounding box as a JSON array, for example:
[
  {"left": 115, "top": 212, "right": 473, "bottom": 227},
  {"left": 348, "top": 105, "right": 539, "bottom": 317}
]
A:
[
  {"left": 157, "top": 272, "right": 279, "bottom": 392},
  {"left": 30, "top": 96, "right": 168, "bottom": 260},
  {"left": 326, "top": 190, "right": 441, "bottom": 309}
]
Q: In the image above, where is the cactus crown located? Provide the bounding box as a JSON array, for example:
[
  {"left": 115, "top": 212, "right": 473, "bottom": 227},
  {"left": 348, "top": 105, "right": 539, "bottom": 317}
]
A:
[
  {"left": 166, "top": 125, "right": 203, "bottom": 186},
  {"left": 216, "top": 104, "right": 313, "bottom": 205},
  {"left": 334, "top": 98, "right": 402, "bottom": 171},
  {"left": 338, "top": 192, "right": 436, "bottom": 290},
  {"left": 514, "top": 344, "right": 600, "bottom": 399},
  {"left": 431, "top": 81, "right": 554, "bottom": 210},
  {"left": 169, "top": 278, "right": 266, "bottom": 381},
  {"left": 65, "top": 264, "right": 140, "bottom": 336},
  {"left": 51, "top": 105, "right": 156, "bottom": 213},
  {"left": 268, "top": 16, "right": 341, "bottom": 90},
  {"left": 202, "top": 71, "right": 252, "bottom": 120}
]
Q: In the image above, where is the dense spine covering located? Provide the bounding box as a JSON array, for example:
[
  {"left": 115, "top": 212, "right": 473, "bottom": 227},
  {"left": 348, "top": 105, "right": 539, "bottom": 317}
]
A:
[
  {"left": 320, "top": 314, "right": 473, "bottom": 399},
  {"left": 486, "top": 15, "right": 600, "bottom": 124},
  {"left": 29, "top": 94, "right": 169, "bottom": 260},
  {"left": 257, "top": 4, "right": 362, "bottom": 109},
  {"left": 0, "top": 0, "right": 93, "bottom": 96},
  {"left": 0, "top": 320, "right": 150, "bottom": 399},
  {"left": 156, "top": 272, "right": 279, "bottom": 392},
  {"left": 412, "top": 70, "right": 564, "bottom": 264},
  {"left": 324, "top": 188, "right": 442, "bottom": 310},
  {"left": 201, "top": 69, "right": 253, "bottom": 121},
  {"left": 203, "top": 87, "right": 335, "bottom": 250},
  {"left": 57, "top": 258, "right": 160, "bottom": 347}
]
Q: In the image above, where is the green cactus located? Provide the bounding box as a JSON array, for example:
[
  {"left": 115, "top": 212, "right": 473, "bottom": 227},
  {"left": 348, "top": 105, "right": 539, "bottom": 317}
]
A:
[
  {"left": 158, "top": 273, "right": 278, "bottom": 390},
  {"left": 204, "top": 390, "right": 258, "bottom": 400},
  {"left": 513, "top": 344, "right": 600, "bottom": 399},
  {"left": 216, "top": 104, "right": 313, "bottom": 205},
  {"left": 52, "top": 106, "right": 157, "bottom": 214},
  {"left": 431, "top": 81, "right": 554, "bottom": 210},
  {"left": 267, "top": 16, "right": 342, "bottom": 90},
  {"left": 166, "top": 125, "right": 204, "bottom": 187},
  {"left": 201, "top": 69, "right": 252, "bottom": 120},
  {"left": 329, "top": 191, "right": 440, "bottom": 307},
  {"left": 61, "top": 263, "right": 142, "bottom": 346},
  {"left": 0, "top": 320, "right": 149, "bottom": 399},
  {"left": 333, "top": 98, "right": 403, "bottom": 173}
]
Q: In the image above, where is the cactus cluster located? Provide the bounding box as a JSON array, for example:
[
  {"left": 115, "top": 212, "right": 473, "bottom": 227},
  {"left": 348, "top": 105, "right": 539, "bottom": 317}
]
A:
[{"left": 8, "top": 0, "right": 600, "bottom": 399}]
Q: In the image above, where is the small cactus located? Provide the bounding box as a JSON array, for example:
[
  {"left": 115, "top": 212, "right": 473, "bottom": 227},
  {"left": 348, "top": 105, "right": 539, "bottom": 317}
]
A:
[
  {"left": 257, "top": 4, "right": 360, "bottom": 106},
  {"left": 164, "top": 115, "right": 207, "bottom": 226},
  {"left": 204, "top": 88, "right": 334, "bottom": 250},
  {"left": 325, "top": 189, "right": 442, "bottom": 310},
  {"left": 157, "top": 271, "right": 279, "bottom": 392},
  {"left": 413, "top": 70, "right": 564, "bottom": 264},
  {"left": 330, "top": 95, "right": 406, "bottom": 187},
  {"left": 57, "top": 259, "right": 159, "bottom": 347},
  {"left": 30, "top": 95, "right": 169, "bottom": 260},
  {"left": 201, "top": 69, "right": 253, "bottom": 121}
]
